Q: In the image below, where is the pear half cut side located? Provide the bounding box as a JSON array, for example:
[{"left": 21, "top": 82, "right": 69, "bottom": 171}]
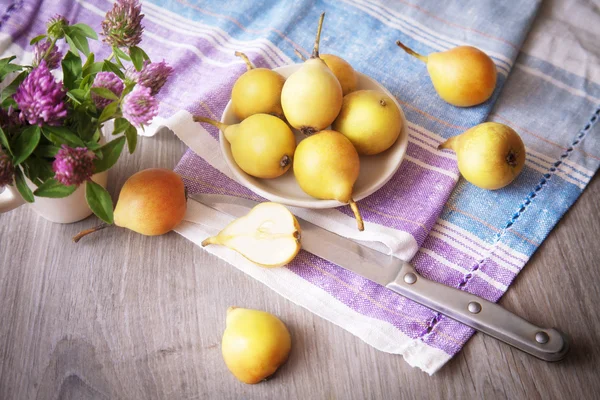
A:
[{"left": 202, "top": 202, "right": 301, "bottom": 268}]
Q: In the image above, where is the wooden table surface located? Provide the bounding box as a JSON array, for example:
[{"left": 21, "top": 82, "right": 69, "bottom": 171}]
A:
[{"left": 1, "top": 130, "right": 599, "bottom": 400}]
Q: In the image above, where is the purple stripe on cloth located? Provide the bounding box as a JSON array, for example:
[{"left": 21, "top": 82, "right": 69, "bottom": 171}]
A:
[
  {"left": 421, "top": 316, "right": 474, "bottom": 355},
  {"left": 406, "top": 141, "right": 458, "bottom": 172},
  {"left": 174, "top": 150, "right": 262, "bottom": 200},
  {"left": 338, "top": 160, "right": 456, "bottom": 244}
]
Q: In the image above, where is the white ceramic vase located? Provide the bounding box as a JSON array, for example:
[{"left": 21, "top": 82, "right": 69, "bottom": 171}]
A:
[{"left": 0, "top": 171, "right": 109, "bottom": 223}]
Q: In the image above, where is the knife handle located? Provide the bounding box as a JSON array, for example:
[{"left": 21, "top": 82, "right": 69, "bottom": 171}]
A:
[{"left": 386, "top": 262, "right": 569, "bottom": 361}]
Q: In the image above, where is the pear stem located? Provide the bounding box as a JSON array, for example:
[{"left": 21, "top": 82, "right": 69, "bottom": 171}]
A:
[
  {"left": 72, "top": 223, "right": 111, "bottom": 243},
  {"left": 438, "top": 136, "right": 457, "bottom": 151},
  {"left": 294, "top": 48, "right": 307, "bottom": 62},
  {"left": 193, "top": 116, "right": 229, "bottom": 132},
  {"left": 234, "top": 51, "right": 254, "bottom": 71},
  {"left": 201, "top": 236, "right": 217, "bottom": 247},
  {"left": 396, "top": 40, "right": 428, "bottom": 63},
  {"left": 349, "top": 199, "right": 364, "bottom": 231},
  {"left": 311, "top": 12, "right": 326, "bottom": 59}
]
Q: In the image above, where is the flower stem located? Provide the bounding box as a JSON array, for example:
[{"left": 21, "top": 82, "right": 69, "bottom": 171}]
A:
[
  {"left": 72, "top": 222, "right": 111, "bottom": 243},
  {"left": 41, "top": 37, "right": 58, "bottom": 63}
]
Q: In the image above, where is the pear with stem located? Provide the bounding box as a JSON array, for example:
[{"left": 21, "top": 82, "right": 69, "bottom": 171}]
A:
[
  {"left": 194, "top": 114, "right": 296, "bottom": 179},
  {"left": 231, "top": 51, "right": 286, "bottom": 119},
  {"left": 396, "top": 40, "right": 497, "bottom": 107},
  {"left": 281, "top": 13, "right": 343, "bottom": 135}
]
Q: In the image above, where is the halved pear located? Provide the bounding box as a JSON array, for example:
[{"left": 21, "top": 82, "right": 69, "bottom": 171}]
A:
[{"left": 202, "top": 202, "right": 301, "bottom": 267}]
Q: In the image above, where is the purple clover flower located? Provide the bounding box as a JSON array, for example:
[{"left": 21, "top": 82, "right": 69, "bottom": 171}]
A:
[
  {"left": 101, "top": 0, "right": 144, "bottom": 48},
  {"left": 121, "top": 85, "right": 158, "bottom": 127},
  {"left": 0, "top": 150, "right": 14, "bottom": 187},
  {"left": 13, "top": 61, "right": 67, "bottom": 127},
  {"left": 126, "top": 60, "right": 173, "bottom": 95},
  {"left": 47, "top": 14, "right": 69, "bottom": 39},
  {"left": 32, "top": 39, "right": 62, "bottom": 70},
  {"left": 91, "top": 72, "right": 124, "bottom": 109},
  {"left": 52, "top": 145, "right": 96, "bottom": 186}
]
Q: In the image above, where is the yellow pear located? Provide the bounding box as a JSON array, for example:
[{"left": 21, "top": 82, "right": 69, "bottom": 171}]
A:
[
  {"left": 293, "top": 130, "right": 364, "bottom": 231},
  {"left": 231, "top": 51, "right": 286, "bottom": 119},
  {"left": 202, "top": 202, "right": 301, "bottom": 267},
  {"left": 439, "top": 122, "right": 526, "bottom": 190},
  {"left": 73, "top": 169, "right": 187, "bottom": 242},
  {"left": 320, "top": 54, "right": 358, "bottom": 96},
  {"left": 221, "top": 307, "right": 292, "bottom": 384},
  {"left": 396, "top": 41, "right": 497, "bottom": 107},
  {"left": 281, "top": 13, "right": 343, "bottom": 135},
  {"left": 332, "top": 90, "right": 403, "bottom": 155},
  {"left": 195, "top": 114, "right": 296, "bottom": 179}
]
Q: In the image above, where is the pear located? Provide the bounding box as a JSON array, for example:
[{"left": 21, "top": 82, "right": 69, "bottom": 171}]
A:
[
  {"left": 332, "top": 90, "right": 403, "bottom": 155},
  {"left": 439, "top": 122, "right": 525, "bottom": 190},
  {"left": 195, "top": 114, "right": 296, "bottom": 179},
  {"left": 72, "top": 169, "right": 187, "bottom": 242},
  {"left": 281, "top": 13, "right": 343, "bottom": 135},
  {"left": 396, "top": 41, "right": 497, "bottom": 107},
  {"left": 221, "top": 307, "right": 292, "bottom": 384},
  {"left": 202, "top": 202, "right": 301, "bottom": 267},
  {"left": 293, "top": 130, "right": 364, "bottom": 231},
  {"left": 295, "top": 50, "right": 358, "bottom": 96},
  {"left": 320, "top": 54, "right": 358, "bottom": 96},
  {"left": 231, "top": 51, "right": 286, "bottom": 120}
]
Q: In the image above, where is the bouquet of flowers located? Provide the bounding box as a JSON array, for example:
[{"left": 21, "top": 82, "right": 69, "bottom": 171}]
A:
[{"left": 0, "top": 0, "right": 172, "bottom": 223}]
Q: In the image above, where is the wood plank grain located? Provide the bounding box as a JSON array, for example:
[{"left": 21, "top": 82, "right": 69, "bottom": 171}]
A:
[{"left": 1, "top": 125, "right": 599, "bottom": 399}]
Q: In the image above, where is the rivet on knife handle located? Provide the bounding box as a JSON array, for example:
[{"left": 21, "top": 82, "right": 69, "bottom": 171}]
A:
[{"left": 386, "top": 262, "right": 569, "bottom": 362}]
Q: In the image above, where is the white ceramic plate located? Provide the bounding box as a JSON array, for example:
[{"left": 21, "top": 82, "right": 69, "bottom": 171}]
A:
[{"left": 219, "top": 64, "right": 408, "bottom": 209}]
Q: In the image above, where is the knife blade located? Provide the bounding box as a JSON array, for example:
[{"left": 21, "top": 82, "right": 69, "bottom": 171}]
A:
[{"left": 189, "top": 193, "right": 569, "bottom": 362}]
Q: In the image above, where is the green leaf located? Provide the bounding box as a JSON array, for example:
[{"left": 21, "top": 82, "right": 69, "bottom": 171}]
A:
[
  {"left": 71, "top": 23, "right": 98, "bottom": 40},
  {"left": 85, "top": 140, "right": 102, "bottom": 151},
  {"left": 83, "top": 61, "right": 104, "bottom": 77},
  {"left": 99, "top": 101, "right": 119, "bottom": 122},
  {"left": 29, "top": 34, "right": 46, "bottom": 45},
  {"left": 129, "top": 46, "right": 145, "bottom": 71},
  {"left": 0, "top": 126, "right": 12, "bottom": 155},
  {"left": 11, "top": 125, "right": 41, "bottom": 165},
  {"left": 0, "top": 56, "right": 22, "bottom": 81},
  {"left": 65, "top": 26, "right": 91, "bottom": 56},
  {"left": 1, "top": 70, "right": 27, "bottom": 102},
  {"left": 125, "top": 124, "right": 137, "bottom": 154},
  {"left": 35, "top": 144, "right": 60, "bottom": 158},
  {"left": 81, "top": 52, "right": 95, "bottom": 71},
  {"left": 67, "top": 88, "right": 87, "bottom": 104},
  {"left": 62, "top": 51, "right": 82, "bottom": 89},
  {"left": 93, "top": 136, "right": 125, "bottom": 173},
  {"left": 91, "top": 87, "right": 119, "bottom": 101},
  {"left": 113, "top": 118, "right": 130, "bottom": 135},
  {"left": 85, "top": 180, "right": 114, "bottom": 224},
  {"left": 65, "top": 35, "right": 79, "bottom": 55},
  {"left": 102, "top": 60, "right": 125, "bottom": 79},
  {"left": 42, "top": 126, "right": 85, "bottom": 147},
  {"left": 24, "top": 155, "right": 55, "bottom": 182},
  {"left": 34, "top": 178, "right": 77, "bottom": 198},
  {"left": 138, "top": 47, "right": 150, "bottom": 61},
  {"left": 113, "top": 46, "right": 131, "bottom": 61},
  {"left": 14, "top": 167, "right": 34, "bottom": 203}
]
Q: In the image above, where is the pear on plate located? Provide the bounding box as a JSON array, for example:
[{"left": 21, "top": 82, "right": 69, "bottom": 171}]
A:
[
  {"left": 194, "top": 114, "right": 296, "bottom": 179},
  {"left": 281, "top": 13, "right": 343, "bottom": 135},
  {"left": 332, "top": 89, "right": 403, "bottom": 155},
  {"left": 293, "top": 130, "right": 364, "bottom": 231},
  {"left": 202, "top": 202, "right": 301, "bottom": 267},
  {"left": 231, "top": 51, "right": 286, "bottom": 120}
]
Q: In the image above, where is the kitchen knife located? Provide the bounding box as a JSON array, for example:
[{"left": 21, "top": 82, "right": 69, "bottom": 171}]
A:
[{"left": 189, "top": 193, "right": 569, "bottom": 362}]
